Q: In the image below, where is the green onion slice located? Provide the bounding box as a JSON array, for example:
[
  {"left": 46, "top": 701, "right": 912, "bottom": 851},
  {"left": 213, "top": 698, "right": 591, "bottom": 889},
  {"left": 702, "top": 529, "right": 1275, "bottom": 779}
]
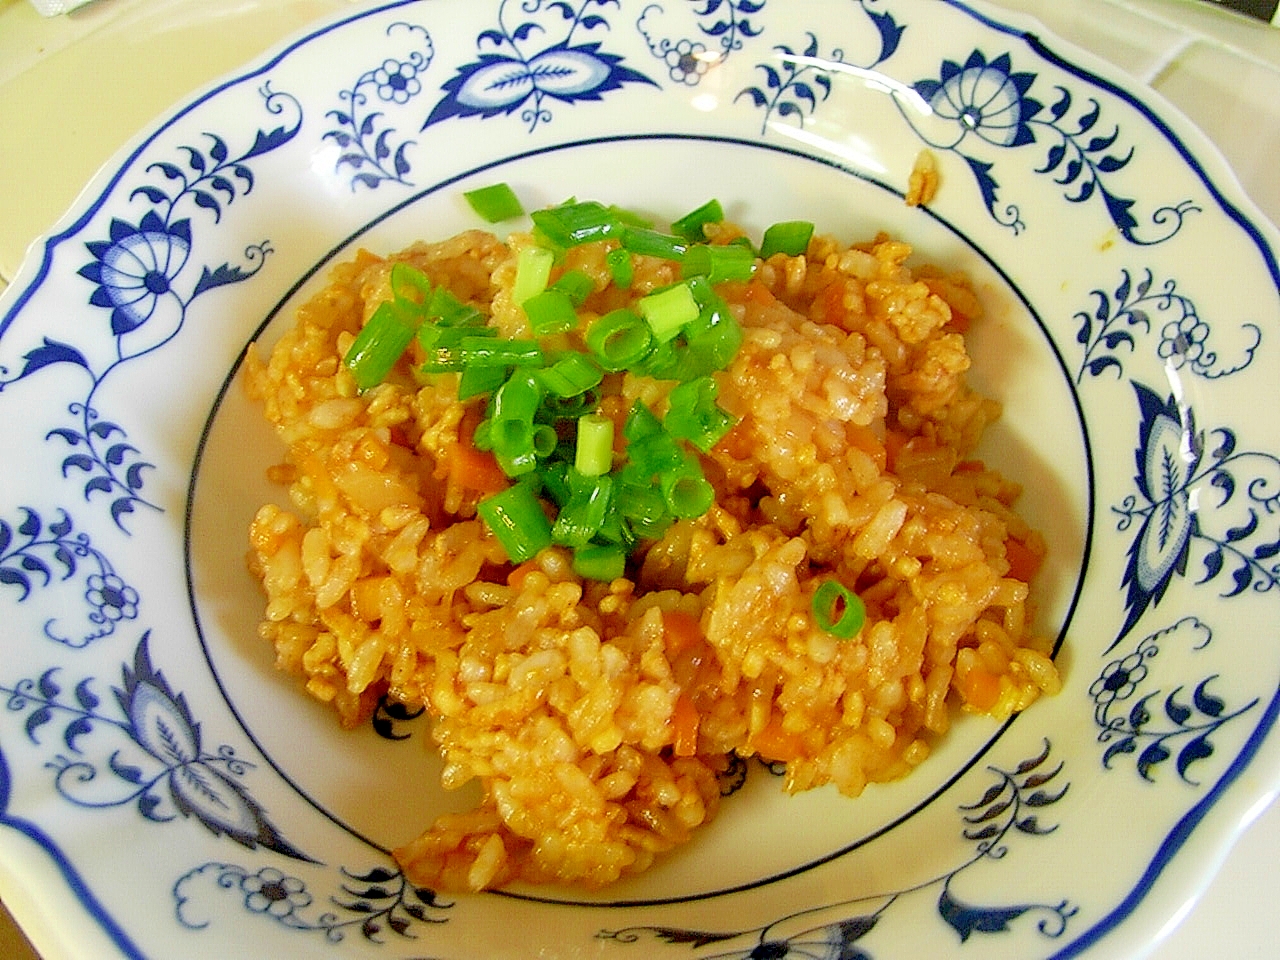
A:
[
  {"left": 586, "top": 309, "right": 653, "bottom": 371},
  {"left": 478, "top": 482, "right": 553, "bottom": 562},
  {"left": 620, "top": 227, "right": 687, "bottom": 262},
  {"left": 760, "top": 220, "right": 815, "bottom": 258},
  {"left": 670, "top": 198, "right": 725, "bottom": 243},
  {"left": 464, "top": 182, "right": 525, "bottom": 223},
  {"left": 682, "top": 242, "right": 757, "bottom": 284},
  {"left": 513, "top": 245, "right": 555, "bottom": 305},
  {"left": 606, "top": 248, "right": 634, "bottom": 289},
  {"left": 637, "top": 282, "right": 700, "bottom": 343},
  {"left": 572, "top": 543, "right": 627, "bottom": 582},
  {"left": 574, "top": 413, "right": 615, "bottom": 477},
  {"left": 522, "top": 288, "right": 579, "bottom": 337},
  {"left": 530, "top": 201, "right": 621, "bottom": 248},
  {"left": 811, "top": 580, "right": 866, "bottom": 639},
  {"left": 344, "top": 300, "right": 420, "bottom": 390}
]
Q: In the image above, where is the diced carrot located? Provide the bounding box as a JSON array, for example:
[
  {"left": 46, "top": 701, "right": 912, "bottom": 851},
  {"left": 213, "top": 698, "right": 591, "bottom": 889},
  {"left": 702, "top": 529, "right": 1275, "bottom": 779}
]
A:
[
  {"left": 450, "top": 410, "right": 508, "bottom": 495},
  {"left": 750, "top": 718, "right": 805, "bottom": 763},
  {"left": 813, "top": 279, "right": 847, "bottom": 325},
  {"left": 883, "top": 429, "right": 909, "bottom": 471},
  {"left": 662, "top": 610, "right": 704, "bottom": 659},
  {"left": 671, "top": 693, "right": 700, "bottom": 758},
  {"left": 846, "top": 424, "right": 886, "bottom": 469},
  {"left": 959, "top": 665, "right": 1002, "bottom": 712},
  {"left": 1004, "top": 535, "right": 1043, "bottom": 584},
  {"left": 744, "top": 278, "right": 777, "bottom": 307},
  {"left": 507, "top": 560, "right": 540, "bottom": 591}
]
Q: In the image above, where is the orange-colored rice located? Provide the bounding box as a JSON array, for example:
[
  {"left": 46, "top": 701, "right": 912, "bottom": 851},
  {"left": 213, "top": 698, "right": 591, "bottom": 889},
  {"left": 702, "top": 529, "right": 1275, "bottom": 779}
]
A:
[{"left": 243, "top": 219, "right": 1060, "bottom": 892}]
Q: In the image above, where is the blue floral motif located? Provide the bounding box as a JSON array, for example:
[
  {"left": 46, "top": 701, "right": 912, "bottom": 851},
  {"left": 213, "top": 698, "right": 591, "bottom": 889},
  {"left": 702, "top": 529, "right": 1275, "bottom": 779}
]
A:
[
  {"left": 1076, "top": 268, "right": 1261, "bottom": 382},
  {"left": 174, "top": 861, "right": 452, "bottom": 943},
  {"left": 81, "top": 212, "right": 193, "bottom": 337},
  {"left": 736, "top": 2, "right": 902, "bottom": 134},
  {"left": 1093, "top": 617, "right": 1258, "bottom": 784},
  {"left": 1, "top": 633, "right": 310, "bottom": 860},
  {"left": 899, "top": 51, "right": 1198, "bottom": 242},
  {"left": 636, "top": 0, "right": 766, "bottom": 86},
  {"left": 422, "top": 0, "right": 657, "bottom": 133},
  {"left": 0, "top": 507, "right": 139, "bottom": 647},
  {"left": 323, "top": 22, "right": 434, "bottom": 190},
  {"left": 0, "top": 84, "right": 300, "bottom": 530},
  {"left": 598, "top": 742, "right": 1074, "bottom": 958},
  {"left": 1112, "top": 383, "right": 1280, "bottom": 644}
]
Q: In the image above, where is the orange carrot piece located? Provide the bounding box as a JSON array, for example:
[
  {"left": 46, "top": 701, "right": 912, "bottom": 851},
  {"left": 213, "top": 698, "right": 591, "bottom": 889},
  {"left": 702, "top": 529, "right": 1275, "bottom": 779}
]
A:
[
  {"left": 1004, "top": 536, "right": 1043, "bottom": 584},
  {"left": 960, "top": 665, "right": 1002, "bottom": 712},
  {"left": 671, "top": 693, "right": 700, "bottom": 758},
  {"left": 662, "top": 610, "right": 704, "bottom": 659},
  {"left": 450, "top": 410, "right": 508, "bottom": 495},
  {"left": 750, "top": 718, "right": 805, "bottom": 763}
]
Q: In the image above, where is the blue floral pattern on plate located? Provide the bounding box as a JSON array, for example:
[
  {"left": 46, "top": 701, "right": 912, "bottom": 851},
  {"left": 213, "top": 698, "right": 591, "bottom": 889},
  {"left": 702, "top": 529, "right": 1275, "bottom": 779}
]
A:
[{"left": 1, "top": 1, "right": 1279, "bottom": 958}]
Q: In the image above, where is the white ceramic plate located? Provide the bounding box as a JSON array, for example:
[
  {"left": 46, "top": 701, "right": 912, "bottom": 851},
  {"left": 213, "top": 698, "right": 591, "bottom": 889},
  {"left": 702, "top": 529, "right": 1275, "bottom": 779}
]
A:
[{"left": 2, "top": 1, "right": 1278, "bottom": 957}]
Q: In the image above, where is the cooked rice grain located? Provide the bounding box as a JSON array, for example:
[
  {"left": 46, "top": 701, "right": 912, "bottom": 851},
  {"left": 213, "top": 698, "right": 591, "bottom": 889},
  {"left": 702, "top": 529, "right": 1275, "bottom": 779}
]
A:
[{"left": 244, "top": 224, "right": 1058, "bottom": 891}]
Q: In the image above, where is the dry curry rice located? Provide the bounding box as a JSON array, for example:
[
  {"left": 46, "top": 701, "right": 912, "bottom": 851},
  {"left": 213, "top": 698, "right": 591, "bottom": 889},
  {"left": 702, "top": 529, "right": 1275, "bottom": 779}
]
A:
[{"left": 243, "top": 197, "right": 1061, "bottom": 892}]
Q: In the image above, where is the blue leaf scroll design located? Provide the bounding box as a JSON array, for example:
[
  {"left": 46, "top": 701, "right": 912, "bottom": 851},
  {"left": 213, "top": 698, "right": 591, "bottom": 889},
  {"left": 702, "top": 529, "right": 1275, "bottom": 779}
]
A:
[
  {"left": 423, "top": 0, "right": 658, "bottom": 133},
  {"left": 895, "top": 50, "right": 1198, "bottom": 242},
  {"left": 323, "top": 22, "right": 435, "bottom": 191},
  {"left": 0, "top": 506, "right": 139, "bottom": 648},
  {"left": 636, "top": 0, "right": 766, "bottom": 86},
  {"left": 0, "top": 84, "right": 301, "bottom": 531},
  {"left": 174, "top": 861, "right": 453, "bottom": 943},
  {"left": 1112, "top": 383, "right": 1280, "bottom": 646},
  {"left": 597, "top": 742, "right": 1074, "bottom": 958},
  {"left": 736, "top": 2, "right": 903, "bottom": 134},
  {"left": 1092, "top": 617, "right": 1259, "bottom": 784},
  {"left": 0, "top": 632, "right": 311, "bottom": 861},
  {"left": 1075, "top": 268, "right": 1261, "bottom": 383}
]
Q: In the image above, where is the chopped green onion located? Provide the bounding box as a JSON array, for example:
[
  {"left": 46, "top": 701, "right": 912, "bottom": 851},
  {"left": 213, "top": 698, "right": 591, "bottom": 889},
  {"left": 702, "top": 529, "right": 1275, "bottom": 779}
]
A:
[
  {"left": 477, "top": 482, "right": 553, "bottom": 562},
  {"left": 615, "top": 478, "right": 668, "bottom": 535},
  {"left": 572, "top": 543, "right": 626, "bottom": 581},
  {"left": 530, "top": 201, "right": 621, "bottom": 248},
  {"left": 490, "top": 417, "right": 538, "bottom": 476},
  {"left": 418, "top": 325, "right": 499, "bottom": 372},
  {"left": 585, "top": 309, "right": 653, "bottom": 371},
  {"left": 458, "top": 336, "right": 542, "bottom": 368},
  {"left": 607, "top": 204, "right": 654, "bottom": 229},
  {"left": 492, "top": 370, "right": 544, "bottom": 422},
  {"left": 661, "top": 457, "right": 715, "bottom": 519},
  {"left": 344, "top": 300, "right": 420, "bottom": 390},
  {"left": 670, "top": 199, "right": 724, "bottom": 243},
  {"left": 664, "top": 376, "right": 737, "bottom": 452},
  {"left": 426, "top": 287, "right": 484, "bottom": 326},
  {"left": 532, "top": 423, "right": 559, "bottom": 458},
  {"left": 390, "top": 262, "right": 433, "bottom": 310},
  {"left": 606, "top": 248, "right": 634, "bottom": 289},
  {"left": 637, "top": 283, "right": 700, "bottom": 343},
  {"left": 551, "top": 471, "right": 613, "bottom": 547},
  {"left": 537, "top": 352, "right": 603, "bottom": 398},
  {"left": 513, "top": 245, "right": 555, "bottom": 305},
  {"left": 760, "top": 220, "right": 815, "bottom": 258},
  {"left": 458, "top": 363, "right": 509, "bottom": 400},
  {"left": 811, "top": 580, "right": 866, "bottom": 639},
  {"left": 522, "top": 289, "right": 579, "bottom": 336},
  {"left": 621, "top": 227, "right": 687, "bottom": 261},
  {"left": 575, "top": 413, "right": 615, "bottom": 477},
  {"left": 681, "top": 243, "right": 757, "bottom": 284},
  {"left": 463, "top": 182, "right": 525, "bottom": 223},
  {"left": 550, "top": 269, "right": 595, "bottom": 306}
]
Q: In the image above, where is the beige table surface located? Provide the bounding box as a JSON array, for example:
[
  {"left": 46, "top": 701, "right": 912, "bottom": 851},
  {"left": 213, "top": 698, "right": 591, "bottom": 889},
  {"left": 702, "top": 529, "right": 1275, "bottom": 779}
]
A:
[{"left": 1, "top": 0, "right": 1278, "bottom": 958}]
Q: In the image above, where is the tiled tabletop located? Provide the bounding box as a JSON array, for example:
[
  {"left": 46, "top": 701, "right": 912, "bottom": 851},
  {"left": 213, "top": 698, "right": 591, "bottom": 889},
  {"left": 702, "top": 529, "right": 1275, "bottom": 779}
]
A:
[{"left": 1, "top": 0, "right": 1278, "bottom": 957}]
